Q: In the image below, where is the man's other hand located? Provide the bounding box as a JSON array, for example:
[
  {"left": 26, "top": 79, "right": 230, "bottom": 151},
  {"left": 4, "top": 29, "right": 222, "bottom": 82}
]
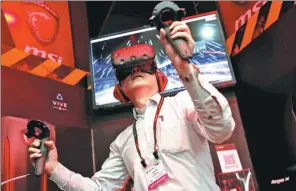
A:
[{"left": 28, "top": 139, "right": 59, "bottom": 176}]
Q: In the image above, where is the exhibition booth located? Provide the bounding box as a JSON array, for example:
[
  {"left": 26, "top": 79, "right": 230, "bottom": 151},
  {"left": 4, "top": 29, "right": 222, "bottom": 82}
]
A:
[{"left": 1, "top": 1, "right": 295, "bottom": 191}]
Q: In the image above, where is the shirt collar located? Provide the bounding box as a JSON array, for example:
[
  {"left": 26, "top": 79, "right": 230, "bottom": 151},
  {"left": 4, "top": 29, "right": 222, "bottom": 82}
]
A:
[{"left": 132, "top": 93, "right": 161, "bottom": 120}]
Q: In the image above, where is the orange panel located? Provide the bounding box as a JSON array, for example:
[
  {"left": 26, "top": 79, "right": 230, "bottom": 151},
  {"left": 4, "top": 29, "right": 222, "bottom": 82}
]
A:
[
  {"left": 217, "top": 1, "right": 267, "bottom": 38},
  {"left": 226, "top": 33, "right": 236, "bottom": 55},
  {"left": 30, "top": 60, "right": 60, "bottom": 77},
  {"left": 240, "top": 12, "right": 259, "bottom": 50},
  {"left": 2, "top": 136, "right": 11, "bottom": 191},
  {"left": 264, "top": 1, "right": 283, "bottom": 30},
  {"left": 1, "top": 48, "right": 29, "bottom": 67},
  {"left": 61, "top": 69, "right": 88, "bottom": 85},
  {"left": 41, "top": 174, "right": 47, "bottom": 191}
]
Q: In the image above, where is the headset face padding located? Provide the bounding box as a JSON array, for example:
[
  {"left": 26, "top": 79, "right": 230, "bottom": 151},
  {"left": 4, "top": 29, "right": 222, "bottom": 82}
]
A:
[{"left": 113, "top": 71, "right": 168, "bottom": 104}]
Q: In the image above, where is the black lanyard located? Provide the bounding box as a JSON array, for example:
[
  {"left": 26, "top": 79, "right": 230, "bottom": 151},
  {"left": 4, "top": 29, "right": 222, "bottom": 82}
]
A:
[{"left": 133, "top": 96, "right": 165, "bottom": 168}]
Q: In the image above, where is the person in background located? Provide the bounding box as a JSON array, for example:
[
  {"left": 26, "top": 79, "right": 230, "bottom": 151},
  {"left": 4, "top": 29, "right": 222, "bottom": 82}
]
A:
[{"left": 28, "top": 21, "right": 235, "bottom": 191}]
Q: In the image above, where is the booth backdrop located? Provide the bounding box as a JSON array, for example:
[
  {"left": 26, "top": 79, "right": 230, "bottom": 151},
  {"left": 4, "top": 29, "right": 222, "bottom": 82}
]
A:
[{"left": 232, "top": 6, "right": 296, "bottom": 191}]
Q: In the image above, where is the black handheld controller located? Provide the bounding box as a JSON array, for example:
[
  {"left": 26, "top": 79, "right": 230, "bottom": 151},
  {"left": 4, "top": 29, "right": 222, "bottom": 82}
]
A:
[
  {"left": 149, "top": 1, "right": 192, "bottom": 60},
  {"left": 26, "top": 120, "right": 50, "bottom": 176}
]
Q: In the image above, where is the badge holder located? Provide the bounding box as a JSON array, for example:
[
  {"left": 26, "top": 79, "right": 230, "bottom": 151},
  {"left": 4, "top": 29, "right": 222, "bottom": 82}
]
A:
[
  {"left": 25, "top": 120, "right": 50, "bottom": 176},
  {"left": 144, "top": 160, "right": 169, "bottom": 191},
  {"left": 149, "top": 1, "right": 192, "bottom": 61}
]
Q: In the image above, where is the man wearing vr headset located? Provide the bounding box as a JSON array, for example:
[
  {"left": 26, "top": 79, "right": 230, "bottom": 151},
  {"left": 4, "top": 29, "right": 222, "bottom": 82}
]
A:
[{"left": 29, "top": 21, "right": 235, "bottom": 191}]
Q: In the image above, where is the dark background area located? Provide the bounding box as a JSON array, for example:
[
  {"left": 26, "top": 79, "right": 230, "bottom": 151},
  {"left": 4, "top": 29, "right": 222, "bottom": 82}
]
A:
[
  {"left": 231, "top": 7, "right": 296, "bottom": 191},
  {"left": 85, "top": 1, "right": 217, "bottom": 38}
]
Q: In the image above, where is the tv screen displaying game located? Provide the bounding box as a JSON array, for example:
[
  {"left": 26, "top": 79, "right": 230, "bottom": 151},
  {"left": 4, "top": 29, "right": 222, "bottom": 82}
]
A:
[{"left": 89, "top": 12, "right": 236, "bottom": 110}]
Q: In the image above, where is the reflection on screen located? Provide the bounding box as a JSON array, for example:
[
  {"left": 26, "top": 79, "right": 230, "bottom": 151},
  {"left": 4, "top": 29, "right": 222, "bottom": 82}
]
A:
[{"left": 90, "top": 13, "right": 234, "bottom": 108}]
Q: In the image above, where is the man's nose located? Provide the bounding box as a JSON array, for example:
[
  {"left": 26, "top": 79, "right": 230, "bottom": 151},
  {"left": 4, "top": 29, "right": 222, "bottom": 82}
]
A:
[{"left": 131, "top": 67, "right": 141, "bottom": 75}]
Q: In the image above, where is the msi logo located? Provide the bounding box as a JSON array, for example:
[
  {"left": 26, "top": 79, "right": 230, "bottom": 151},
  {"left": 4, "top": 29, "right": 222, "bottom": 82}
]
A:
[
  {"left": 24, "top": 45, "right": 63, "bottom": 64},
  {"left": 235, "top": 1, "right": 267, "bottom": 32}
]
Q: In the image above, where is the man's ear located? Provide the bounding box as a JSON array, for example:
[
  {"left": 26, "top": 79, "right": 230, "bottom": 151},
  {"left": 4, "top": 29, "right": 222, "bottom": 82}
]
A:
[
  {"left": 123, "top": 80, "right": 134, "bottom": 96},
  {"left": 113, "top": 81, "right": 130, "bottom": 103}
]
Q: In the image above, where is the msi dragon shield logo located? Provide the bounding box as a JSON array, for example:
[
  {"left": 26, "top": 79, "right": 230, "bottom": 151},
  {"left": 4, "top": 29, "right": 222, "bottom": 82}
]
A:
[{"left": 21, "top": 1, "right": 60, "bottom": 45}]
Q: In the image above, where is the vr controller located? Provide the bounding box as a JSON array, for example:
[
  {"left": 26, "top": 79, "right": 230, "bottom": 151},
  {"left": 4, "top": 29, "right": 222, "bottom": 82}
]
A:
[
  {"left": 149, "top": 1, "right": 192, "bottom": 60},
  {"left": 26, "top": 120, "right": 50, "bottom": 176}
]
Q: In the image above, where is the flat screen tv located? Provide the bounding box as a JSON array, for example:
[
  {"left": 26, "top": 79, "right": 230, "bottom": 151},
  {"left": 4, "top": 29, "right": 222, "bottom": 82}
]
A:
[{"left": 89, "top": 11, "right": 236, "bottom": 110}]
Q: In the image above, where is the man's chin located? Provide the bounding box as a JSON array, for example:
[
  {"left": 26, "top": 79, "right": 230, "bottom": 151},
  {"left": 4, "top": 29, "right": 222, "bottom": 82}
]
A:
[
  {"left": 131, "top": 84, "right": 148, "bottom": 89},
  {"left": 130, "top": 82, "right": 152, "bottom": 91}
]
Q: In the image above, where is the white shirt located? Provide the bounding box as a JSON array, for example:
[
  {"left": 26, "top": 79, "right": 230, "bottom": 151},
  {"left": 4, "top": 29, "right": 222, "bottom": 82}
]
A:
[{"left": 50, "top": 74, "right": 235, "bottom": 191}]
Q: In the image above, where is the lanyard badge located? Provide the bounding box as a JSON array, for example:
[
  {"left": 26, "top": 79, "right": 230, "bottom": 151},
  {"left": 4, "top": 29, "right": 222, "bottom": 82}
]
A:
[
  {"left": 144, "top": 160, "right": 169, "bottom": 190},
  {"left": 132, "top": 97, "right": 169, "bottom": 189}
]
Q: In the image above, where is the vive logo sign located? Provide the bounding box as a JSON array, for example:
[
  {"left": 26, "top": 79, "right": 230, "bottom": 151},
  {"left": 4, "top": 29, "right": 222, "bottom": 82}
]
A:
[{"left": 52, "top": 93, "right": 68, "bottom": 111}]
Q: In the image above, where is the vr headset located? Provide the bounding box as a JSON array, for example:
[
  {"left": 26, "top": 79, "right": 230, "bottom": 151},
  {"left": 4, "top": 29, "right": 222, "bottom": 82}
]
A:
[
  {"left": 111, "top": 44, "right": 168, "bottom": 103},
  {"left": 112, "top": 44, "right": 157, "bottom": 81}
]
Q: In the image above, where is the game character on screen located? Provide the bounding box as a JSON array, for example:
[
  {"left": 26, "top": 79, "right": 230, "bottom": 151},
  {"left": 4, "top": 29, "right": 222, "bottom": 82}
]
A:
[{"left": 28, "top": 21, "right": 235, "bottom": 191}]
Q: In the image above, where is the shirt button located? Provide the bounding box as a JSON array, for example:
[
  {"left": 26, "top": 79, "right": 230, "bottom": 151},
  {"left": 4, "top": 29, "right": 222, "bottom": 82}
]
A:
[{"left": 208, "top": 115, "right": 213, "bottom": 120}]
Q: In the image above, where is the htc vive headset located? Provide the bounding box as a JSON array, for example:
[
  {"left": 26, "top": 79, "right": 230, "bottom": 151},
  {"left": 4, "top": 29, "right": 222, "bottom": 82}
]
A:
[{"left": 112, "top": 44, "right": 168, "bottom": 103}]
